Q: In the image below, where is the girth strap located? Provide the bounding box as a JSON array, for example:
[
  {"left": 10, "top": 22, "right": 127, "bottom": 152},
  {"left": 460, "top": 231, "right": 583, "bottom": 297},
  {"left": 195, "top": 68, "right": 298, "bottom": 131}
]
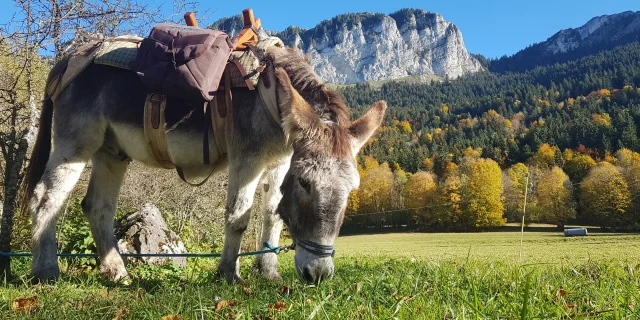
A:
[{"left": 144, "top": 93, "right": 175, "bottom": 169}]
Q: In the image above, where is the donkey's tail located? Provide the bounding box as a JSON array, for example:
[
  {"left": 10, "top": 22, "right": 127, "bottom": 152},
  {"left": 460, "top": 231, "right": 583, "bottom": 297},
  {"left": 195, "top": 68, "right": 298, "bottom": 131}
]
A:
[{"left": 19, "top": 96, "right": 54, "bottom": 215}]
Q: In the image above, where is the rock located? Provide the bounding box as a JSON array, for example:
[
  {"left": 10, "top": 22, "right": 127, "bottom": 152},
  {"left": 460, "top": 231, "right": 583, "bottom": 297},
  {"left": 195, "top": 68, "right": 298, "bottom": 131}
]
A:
[
  {"left": 115, "top": 203, "right": 187, "bottom": 267},
  {"left": 211, "top": 9, "right": 484, "bottom": 84}
]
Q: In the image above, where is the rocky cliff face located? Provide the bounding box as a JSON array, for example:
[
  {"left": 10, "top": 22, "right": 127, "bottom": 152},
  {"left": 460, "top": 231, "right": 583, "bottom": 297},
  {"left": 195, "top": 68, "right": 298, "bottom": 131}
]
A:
[
  {"left": 210, "top": 9, "right": 483, "bottom": 84},
  {"left": 545, "top": 11, "right": 640, "bottom": 54}
]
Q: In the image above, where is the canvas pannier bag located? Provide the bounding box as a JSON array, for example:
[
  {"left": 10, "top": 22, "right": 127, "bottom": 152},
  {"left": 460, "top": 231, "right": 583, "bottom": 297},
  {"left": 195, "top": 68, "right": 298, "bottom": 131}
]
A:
[{"left": 135, "top": 23, "right": 236, "bottom": 102}]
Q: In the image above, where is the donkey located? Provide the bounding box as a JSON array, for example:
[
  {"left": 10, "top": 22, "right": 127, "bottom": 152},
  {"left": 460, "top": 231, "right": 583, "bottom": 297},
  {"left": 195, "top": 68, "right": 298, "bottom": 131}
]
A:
[{"left": 20, "top": 46, "right": 386, "bottom": 284}]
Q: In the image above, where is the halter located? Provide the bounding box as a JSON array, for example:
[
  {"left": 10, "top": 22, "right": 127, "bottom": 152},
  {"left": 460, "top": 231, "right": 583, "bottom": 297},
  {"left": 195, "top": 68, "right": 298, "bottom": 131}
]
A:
[{"left": 295, "top": 239, "right": 335, "bottom": 258}]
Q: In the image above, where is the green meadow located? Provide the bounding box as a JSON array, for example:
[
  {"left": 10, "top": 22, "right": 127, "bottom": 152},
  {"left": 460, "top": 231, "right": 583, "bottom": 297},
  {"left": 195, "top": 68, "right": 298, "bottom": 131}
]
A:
[{"left": 2, "top": 231, "right": 640, "bottom": 319}]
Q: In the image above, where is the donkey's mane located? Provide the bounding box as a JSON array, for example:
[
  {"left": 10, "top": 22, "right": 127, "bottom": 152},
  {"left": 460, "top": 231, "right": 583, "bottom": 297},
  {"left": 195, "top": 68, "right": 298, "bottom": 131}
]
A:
[{"left": 269, "top": 47, "right": 350, "bottom": 128}]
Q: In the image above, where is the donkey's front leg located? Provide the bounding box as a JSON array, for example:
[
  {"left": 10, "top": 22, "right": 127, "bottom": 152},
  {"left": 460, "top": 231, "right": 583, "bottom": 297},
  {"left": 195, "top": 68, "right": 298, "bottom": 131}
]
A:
[
  {"left": 218, "top": 163, "right": 264, "bottom": 283},
  {"left": 253, "top": 158, "right": 290, "bottom": 280}
]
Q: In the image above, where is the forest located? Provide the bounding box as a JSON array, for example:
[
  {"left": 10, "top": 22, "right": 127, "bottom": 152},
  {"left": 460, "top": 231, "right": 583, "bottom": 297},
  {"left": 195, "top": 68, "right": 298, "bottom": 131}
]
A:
[{"left": 339, "top": 42, "right": 640, "bottom": 232}]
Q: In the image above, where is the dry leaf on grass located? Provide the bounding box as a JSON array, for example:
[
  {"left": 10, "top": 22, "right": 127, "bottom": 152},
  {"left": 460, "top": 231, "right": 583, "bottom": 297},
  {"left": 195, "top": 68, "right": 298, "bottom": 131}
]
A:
[
  {"left": 12, "top": 296, "right": 39, "bottom": 313},
  {"left": 279, "top": 285, "right": 293, "bottom": 295},
  {"left": 243, "top": 286, "right": 252, "bottom": 296},
  {"left": 555, "top": 289, "right": 567, "bottom": 298},
  {"left": 112, "top": 308, "right": 130, "bottom": 320},
  {"left": 563, "top": 302, "right": 577, "bottom": 309},
  {"left": 215, "top": 300, "right": 238, "bottom": 311},
  {"left": 268, "top": 301, "right": 288, "bottom": 311},
  {"left": 160, "top": 315, "right": 184, "bottom": 320}
]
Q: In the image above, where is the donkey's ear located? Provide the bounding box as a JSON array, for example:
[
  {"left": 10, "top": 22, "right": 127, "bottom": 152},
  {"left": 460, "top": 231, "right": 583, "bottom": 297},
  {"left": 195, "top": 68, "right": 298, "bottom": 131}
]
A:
[
  {"left": 349, "top": 101, "right": 387, "bottom": 154},
  {"left": 274, "top": 67, "right": 322, "bottom": 142}
]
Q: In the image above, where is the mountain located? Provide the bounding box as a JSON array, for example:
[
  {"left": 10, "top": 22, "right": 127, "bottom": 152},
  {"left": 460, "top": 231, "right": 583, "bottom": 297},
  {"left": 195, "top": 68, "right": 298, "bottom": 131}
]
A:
[
  {"left": 491, "top": 11, "right": 640, "bottom": 73},
  {"left": 209, "top": 9, "right": 483, "bottom": 84}
]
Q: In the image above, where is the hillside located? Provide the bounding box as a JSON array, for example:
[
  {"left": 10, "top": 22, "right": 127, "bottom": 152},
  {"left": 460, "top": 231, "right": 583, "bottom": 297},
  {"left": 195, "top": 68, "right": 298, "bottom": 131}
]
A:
[
  {"left": 339, "top": 42, "right": 640, "bottom": 172},
  {"left": 490, "top": 11, "right": 640, "bottom": 73}
]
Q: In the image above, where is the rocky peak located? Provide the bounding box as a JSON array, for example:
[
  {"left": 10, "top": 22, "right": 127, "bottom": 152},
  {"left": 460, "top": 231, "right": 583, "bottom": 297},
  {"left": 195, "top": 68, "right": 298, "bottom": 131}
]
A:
[{"left": 210, "top": 8, "right": 483, "bottom": 84}]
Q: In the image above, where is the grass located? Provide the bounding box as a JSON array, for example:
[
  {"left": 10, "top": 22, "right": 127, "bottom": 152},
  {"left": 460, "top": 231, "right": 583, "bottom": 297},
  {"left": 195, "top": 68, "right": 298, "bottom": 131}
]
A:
[{"left": 2, "top": 232, "right": 640, "bottom": 319}]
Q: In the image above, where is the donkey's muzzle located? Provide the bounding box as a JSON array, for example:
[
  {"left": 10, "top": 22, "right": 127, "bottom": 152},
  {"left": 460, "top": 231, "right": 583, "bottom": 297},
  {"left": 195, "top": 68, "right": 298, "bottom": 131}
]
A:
[{"left": 294, "top": 244, "right": 335, "bottom": 283}]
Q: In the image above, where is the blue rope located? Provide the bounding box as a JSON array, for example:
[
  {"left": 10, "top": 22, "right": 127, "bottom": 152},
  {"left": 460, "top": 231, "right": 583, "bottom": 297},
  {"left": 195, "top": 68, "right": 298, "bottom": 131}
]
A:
[{"left": 0, "top": 242, "right": 292, "bottom": 258}]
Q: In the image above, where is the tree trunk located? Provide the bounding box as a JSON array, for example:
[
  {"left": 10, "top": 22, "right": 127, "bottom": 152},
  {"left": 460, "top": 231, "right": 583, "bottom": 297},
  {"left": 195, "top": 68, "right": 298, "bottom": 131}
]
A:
[{"left": 0, "top": 137, "right": 29, "bottom": 279}]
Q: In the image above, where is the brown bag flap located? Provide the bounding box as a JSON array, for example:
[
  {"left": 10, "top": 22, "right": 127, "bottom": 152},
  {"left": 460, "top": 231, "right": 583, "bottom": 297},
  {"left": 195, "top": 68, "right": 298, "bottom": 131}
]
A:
[{"left": 147, "top": 24, "right": 228, "bottom": 62}]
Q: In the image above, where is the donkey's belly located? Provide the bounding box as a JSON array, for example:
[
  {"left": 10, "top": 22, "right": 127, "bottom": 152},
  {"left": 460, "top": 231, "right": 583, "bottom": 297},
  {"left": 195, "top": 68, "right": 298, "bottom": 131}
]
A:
[{"left": 110, "top": 122, "right": 225, "bottom": 176}]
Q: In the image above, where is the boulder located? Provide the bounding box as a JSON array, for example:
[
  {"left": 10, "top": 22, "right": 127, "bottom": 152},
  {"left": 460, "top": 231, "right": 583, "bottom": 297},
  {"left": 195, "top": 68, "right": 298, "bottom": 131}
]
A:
[{"left": 115, "top": 203, "right": 187, "bottom": 267}]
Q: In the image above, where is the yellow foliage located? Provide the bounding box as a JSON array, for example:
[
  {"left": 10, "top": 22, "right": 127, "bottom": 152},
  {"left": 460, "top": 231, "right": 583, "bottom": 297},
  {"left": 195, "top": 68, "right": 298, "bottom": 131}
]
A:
[
  {"left": 463, "top": 147, "right": 482, "bottom": 159},
  {"left": 580, "top": 163, "right": 631, "bottom": 227},
  {"left": 361, "top": 155, "right": 379, "bottom": 174},
  {"left": 531, "top": 143, "right": 559, "bottom": 168},
  {"left": 591, "top": 113, "right": 612, "bottom": 127},
  {"left": 504, "top": 119, "right": 513, "bottom": 129},
  {"left": 398, "top": 120, "right": 412, "bottom": 134},
  {"left": 597, "top": 88, "right": 611, "bottom": 98},
  {"left": 440, "top": 104, "right": 449, "bottom": 114},
  {"left": 357, "top": 163, "right": 394, "bottom": 213},
  {"left": 563, "top": 150, "right": 596, "bottom": 181},
  {"left": 405, "top": 172, "right": 438, "bottom": 209},
  {"left": 461, "top": 158, "right": 505, "bottom": 228},
  {"left": 534, "top": 167, "right": 575, "bottom": 225}
]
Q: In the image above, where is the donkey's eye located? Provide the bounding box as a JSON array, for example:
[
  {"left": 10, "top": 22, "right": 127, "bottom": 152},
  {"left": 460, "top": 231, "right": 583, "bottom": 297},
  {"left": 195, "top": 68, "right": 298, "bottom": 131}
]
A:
[{"left": 298, "top": 177, "right": 311, "bottom": 193}]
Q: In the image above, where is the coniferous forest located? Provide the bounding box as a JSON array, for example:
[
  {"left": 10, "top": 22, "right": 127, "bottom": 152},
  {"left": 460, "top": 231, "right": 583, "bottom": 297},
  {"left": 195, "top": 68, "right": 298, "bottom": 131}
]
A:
[{"left": 338, "top": 42, "right": 640, "bottom": 232}]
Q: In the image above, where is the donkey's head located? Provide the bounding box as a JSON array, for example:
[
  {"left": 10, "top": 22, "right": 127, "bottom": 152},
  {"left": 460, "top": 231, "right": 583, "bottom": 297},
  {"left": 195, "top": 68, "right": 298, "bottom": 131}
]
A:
[{"left": 273, "top": 66, "right": 386, "bottom": 283}]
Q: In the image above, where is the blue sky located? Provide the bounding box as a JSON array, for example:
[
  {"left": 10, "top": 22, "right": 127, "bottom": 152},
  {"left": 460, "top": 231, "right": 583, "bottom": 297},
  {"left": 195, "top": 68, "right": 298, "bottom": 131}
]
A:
[{"left": 2, "top": 0, "right": 639, "bottom": 58}]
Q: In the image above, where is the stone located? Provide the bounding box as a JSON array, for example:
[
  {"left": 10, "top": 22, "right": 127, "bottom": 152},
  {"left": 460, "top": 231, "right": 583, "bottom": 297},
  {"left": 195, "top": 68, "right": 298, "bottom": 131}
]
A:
[{"left": 115, "top": 203, "right": 187, "bottom": 267}]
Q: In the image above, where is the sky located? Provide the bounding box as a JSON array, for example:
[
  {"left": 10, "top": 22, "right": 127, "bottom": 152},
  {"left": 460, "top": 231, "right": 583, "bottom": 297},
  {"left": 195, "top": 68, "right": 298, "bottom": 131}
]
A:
[{"left": 2, "top": 0, "right": 639, "bottom": 58}]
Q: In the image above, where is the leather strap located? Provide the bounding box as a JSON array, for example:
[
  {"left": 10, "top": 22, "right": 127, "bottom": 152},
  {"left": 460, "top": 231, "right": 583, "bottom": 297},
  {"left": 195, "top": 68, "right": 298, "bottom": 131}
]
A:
[
  {"left": 143, "top": 94, "right": 175, "bottom": 169},
  {"left": 229, "top": 58, "right": 255, "bottom": 90},
  {"left": 258, "top": 60, "right": 281, "bottom": 125},
  {"left": 176, "top": 166, "right": 214, "bottom": 187}
]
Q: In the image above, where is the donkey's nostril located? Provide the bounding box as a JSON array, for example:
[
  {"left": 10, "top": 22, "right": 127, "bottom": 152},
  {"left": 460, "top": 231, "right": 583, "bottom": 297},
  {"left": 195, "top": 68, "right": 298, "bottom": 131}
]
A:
[{"left": 303, "top": 266, "right": 314, "bottom": 283}]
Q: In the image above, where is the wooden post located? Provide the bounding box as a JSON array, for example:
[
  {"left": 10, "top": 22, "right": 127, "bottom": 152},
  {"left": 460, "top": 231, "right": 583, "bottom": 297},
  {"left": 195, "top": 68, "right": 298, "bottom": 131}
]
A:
[{"left": 184, "top": 12, "right": 198, "bottom": 27}]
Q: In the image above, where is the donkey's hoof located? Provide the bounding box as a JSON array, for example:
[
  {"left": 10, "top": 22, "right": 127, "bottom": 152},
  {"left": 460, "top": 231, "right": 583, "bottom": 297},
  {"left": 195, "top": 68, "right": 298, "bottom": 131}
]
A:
[
  {"left": 253, "top": 268, "right": 282, "bottom": 282},
  {"left": 99, "top": 264, "right": 129, "bottom": 282},
  {"left": 30, "top": 266, "right": 60, "bottom": 284},
  {"left": 217, "top": 269, "right": 244, "bottom": 284}
]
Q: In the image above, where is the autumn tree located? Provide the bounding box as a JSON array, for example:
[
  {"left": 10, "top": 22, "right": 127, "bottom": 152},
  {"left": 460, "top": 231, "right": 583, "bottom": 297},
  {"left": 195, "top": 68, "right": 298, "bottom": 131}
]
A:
[
  {"left": 357, "top": 162, "right": 394, "bottom": 214},
  {"left": 460, "top": 158, "right": 505, "bottom": 229},
  {"left": 502, "top": 163, "right": 529, "bottom": 222},
  {"left": 562, "top": 149, "right": 596, "bottom": 182},
  {"left": 616, "top": 149, "right": 640, "bottom": 223},
  {"left": 405, "top": 171, "right": 438, "bottom": 226},
  {"left": 534, "top": 167, "right": 576, "bottom": 227},
  {"left": 580, "top": 162, "right": 631, "bottom": 228},
  {"left": 530, "top": 143, "right": 561, "bottom": 168}
]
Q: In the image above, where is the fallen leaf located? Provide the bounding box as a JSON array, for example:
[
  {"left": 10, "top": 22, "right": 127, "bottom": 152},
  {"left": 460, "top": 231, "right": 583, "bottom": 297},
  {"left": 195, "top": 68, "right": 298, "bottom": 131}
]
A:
[
  {"left": 280, "top": 285, "right": 293, "bottom": 295},
  {"left": 160, "top": 315, "right": 184, "bottom": 320},
  {"left": 98, "top": 289, "right": 108, "bottom": 299},
  {"left": 12, "top": 296, "right": 39, "bottom": 313},
  {"left": 306, "top": 298, "right": 313, "bottom": 304},
  {"left": 563, "top": 302, "right": 577, "bottom": 309},
  {"left": 243, "top": 286, "right": 252, "bottom": 296},
  {"left": 353, "top": 283, "right": 361, "bottom": 294},
  {"left": 268, "top": 301, "right": 288, "bottom": 311},
  {"left": 215, "top": 300, "right": 238, "bottom": 312},
  {"left": 357, "top": 304, "right": 365, "bottom": 311},
  {"left": 394, "top": 295, "right": 413, "bottom": 301},
  {"left": 112, "top": 308, "right": 130, "bottom": 320},
  {"left": 417, "top": 306, "right": 423, "bottom": 312},
  {"left": 555, "top": 289, "right": 567, "bottom": 298}
]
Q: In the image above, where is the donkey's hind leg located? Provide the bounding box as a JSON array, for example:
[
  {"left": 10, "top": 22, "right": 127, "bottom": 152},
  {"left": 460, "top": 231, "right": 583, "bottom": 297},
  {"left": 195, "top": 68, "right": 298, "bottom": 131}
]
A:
[
  {"left": 30, "top": 148, "right": 94, "bottom": 282},
  {"left": 253, "top": 158, "right": 290, "bottom": 280},
  {"left": 82, "top": 149, "right": 129, "bottom": 281}
]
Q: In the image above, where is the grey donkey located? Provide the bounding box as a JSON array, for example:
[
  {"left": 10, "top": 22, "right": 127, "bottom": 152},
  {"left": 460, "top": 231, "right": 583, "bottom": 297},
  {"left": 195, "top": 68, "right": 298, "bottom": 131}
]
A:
[{"left": 20, "top": 47, "right": 386, "bottom": 284}]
